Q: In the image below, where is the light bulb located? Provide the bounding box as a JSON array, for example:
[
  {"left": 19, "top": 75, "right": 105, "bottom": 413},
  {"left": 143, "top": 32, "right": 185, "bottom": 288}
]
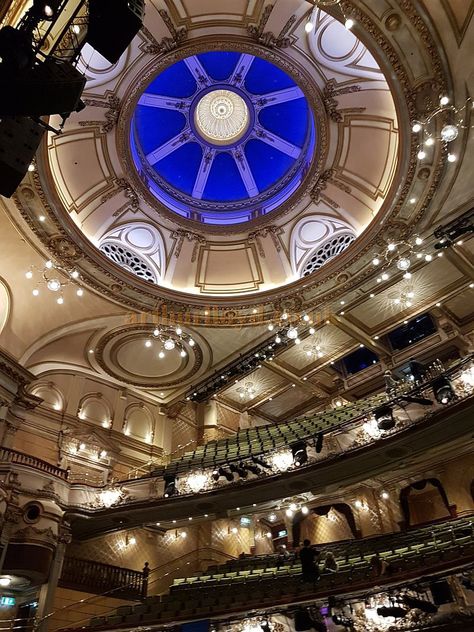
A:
[
  {"left": 275, "top": 335, "right": 281, "bottom": 344},
  {"left": 76, "top": 288, "right": 84, "bottom": 297},
  {"left": 415, "top": 236, "right": 423, "bottom": 245},
  {"left": 372, "top": 257, "right": 380, "bottom": 266},
  {"left": 164, "top": 338, "right": 175, "bottom": 351},
  {"left": 425, "top": 254, "right": 433, "bottom": 262},
  {"left": 158, "top": 351, "right": 165, "bottom": 359},
  {"left": 417, "top": 150, "right": 426, "bottom": 160},
  {"left": 153, "top": 328, "right": 159, "bottom": 337},
  {"left": 45, "top": 260, "right": 53, "bottom": 269},
  {"left": 387, "top": 243, "right": 396, "bottom": 251},
  {"left": 28, "top": 162, "right": 35, "bottom": 172},
  {"left": 39, "top": 215, "right": 46, "bottom": 222},
  {"left": 72, "top": 24, "right": 80, "bottom": 34},
  {"left": 345, "top": 17, "right": 354, "bottom": 29},
  {"left": 447, "top": 153, "right": 457, "bottom": 162},
  {"left": 410, "top": 197, "right": 417, "bottom": 204},
  {"left": 175, "top": 326, "right": 182, "bottom": 335},
  {"left": 189, "top": 338, "right": 195, "bottom": 346},
  {"left": 303, "top": 314, "right": 310, "bottom": 322},
  {"left": 309, "top": 327, "right": 315, "bottom": 335},
  {"left": 145, "top": 340, "right": 152, "bottom": 348},
  {"left": 44, "top": 4, "right": 54, "bottom": 17},
  {"left": 305, "top": 20, "right": 314, "bottom": 33},
  {"left": 425, "top": 137, "right": 434, "bottom": 146},
  {"left": 32, "top": 289, "right": 39, "bottom": 296},
  {"left": 180, "top": 350, "right": 187, "bottom": 357},
  {"left": 403, "top": 272, "right": 412, "bottom": 280},
  {"left": 47, "top": 278, "right": 61, "bottom": 292},
  {"left": 281, "top": 312, "right": 288, "bottom": 320},
  {"left": 381, "top": 272, "right": 389, "bottom": 281},
  {"left": 57, "top": 297, "right": 64, "bottom": 304},
  {"left": 412, "top": 123, "right": 421, "bottom": 133},
  {"left": 267, "top": 323, "right": 274, "bottom": 331},
  {"left": 0, "top": 578, "right": 11, "bottom": 587},
  {"left": 396, "top": 258, "right": 411, "bottom": 271},
  {"left": 439, "top": 95, "right": 449, "bottom": 105},
  {"left": 295, "top": 338, "right": 301, "bottom": 345},
  {"left": 71, "top": 270, "right": 79, "bottom": 279},
  {"left": 406, "top": 291, "right": 415, "bottom": 298},
  {"left": 441, "top": 124, "right": 458, "bottom": 142},
  {"left": 25, "top": 270, "right": 33, "bottom": 279},
  {"left": 287, "top": 326, "right": 298, "bottom": 339}
]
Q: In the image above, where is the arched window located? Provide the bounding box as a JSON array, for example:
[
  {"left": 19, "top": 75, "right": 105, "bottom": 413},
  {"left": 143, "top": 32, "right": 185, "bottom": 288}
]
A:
[
  {"left": 301, "top": 233, "right": 355, "bottom": 277},
  {"left": 99, "top": 242, "right": 157, "bottom": 283}
]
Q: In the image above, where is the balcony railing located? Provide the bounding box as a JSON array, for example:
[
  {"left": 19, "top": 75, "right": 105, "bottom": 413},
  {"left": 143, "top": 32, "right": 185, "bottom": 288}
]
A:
[
  {"left": 0, "top": 447, "right": 68, "bottom": 480},
  {"left": 59, "top": 557, "right": 145, "bottom": 600}
]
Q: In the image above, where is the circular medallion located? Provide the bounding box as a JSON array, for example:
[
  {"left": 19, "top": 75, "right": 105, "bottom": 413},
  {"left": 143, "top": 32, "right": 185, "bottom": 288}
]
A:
[{"left": 194, "top": 89, "right": 249, "bottom": 145}]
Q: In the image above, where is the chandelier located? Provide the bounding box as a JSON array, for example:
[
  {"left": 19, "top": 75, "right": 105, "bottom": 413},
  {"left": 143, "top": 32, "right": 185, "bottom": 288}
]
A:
[
  {"left": 237, "top": 381, "right": 256, "bottom": 400},
  {"left": 144, "top": 325, "right": 194, "bottom": 358},
  {"left": 412, "top": 95, "right": 472, "bottom": 164},
  {"left": 25, "top": 259, "right": 84, "bottom": 303},
  {"left": 267, "top": 311, "right": 319, "bottom": 346},
  {"left": 305, "top": 1, "right": 354, "bottom": 34},
  {"left": 388, "top": 285, "right": 416, "bottom": 309},
  {"left": 371, "top": 235, "right": 438, "bottom": 281},
  {"left": 303, "top": 340, "right": 324, "bottom": 359}
]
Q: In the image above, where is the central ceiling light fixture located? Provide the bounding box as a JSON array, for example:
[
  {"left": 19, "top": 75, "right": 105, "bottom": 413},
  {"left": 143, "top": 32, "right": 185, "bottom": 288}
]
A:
[
  {"left": 25, "top": 259, "right": 85, "bottom": 304},
  {"left": 237, "top": 381, "right": 256, "bottom": 400},
  {"left": 144, "top": 326, "right": 194, "bottom": 359}
]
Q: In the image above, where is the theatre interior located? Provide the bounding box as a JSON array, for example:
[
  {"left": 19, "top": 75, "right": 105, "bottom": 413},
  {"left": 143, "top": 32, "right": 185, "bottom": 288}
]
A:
[{"left": 0, "top": 1, "right": 474, "bottom": 631}]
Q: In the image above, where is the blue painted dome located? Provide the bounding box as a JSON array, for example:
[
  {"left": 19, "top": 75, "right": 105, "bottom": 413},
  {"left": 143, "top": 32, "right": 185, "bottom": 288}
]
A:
[{"left": 130, "top": 51, "right": 316, "bottom": 226}]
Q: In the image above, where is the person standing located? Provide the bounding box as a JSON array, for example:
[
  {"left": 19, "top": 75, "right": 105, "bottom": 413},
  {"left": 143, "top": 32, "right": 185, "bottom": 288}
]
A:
[{"left": 299, "top": 539, "right": 321, "bottom": 583}]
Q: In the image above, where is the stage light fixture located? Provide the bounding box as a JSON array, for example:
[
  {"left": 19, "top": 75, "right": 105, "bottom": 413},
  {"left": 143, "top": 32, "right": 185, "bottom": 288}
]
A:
[
  {"left": 402, "top": 595, "right": 438, "bottom": 614},
  {"left": 292, "top": 442, "right": 308, "bottom": 467},
  {"left": 217, "top": 466, "right": 234, "bottom": 482},
  {"left": 374, "top": 405, "right": 395, "bottom": 431},
  {"left": 163, "top": 475, "right": 177, "bottom": 498},
  {"left": 432, "top": 376, "right": 455, "bottom": 404},
  {"left": 376, "top": 606, "right": 408, "bottom": 618},
  {"left": 315, "top": 432, "right": 324, "bottom": 454},
  {"left": 252, "top": 456, "right": 272, "bottom": 469}
]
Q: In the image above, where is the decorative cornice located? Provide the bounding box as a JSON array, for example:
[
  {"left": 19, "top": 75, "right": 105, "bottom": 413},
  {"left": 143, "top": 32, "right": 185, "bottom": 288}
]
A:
[
  {"left": 141, "top": 10, "right": 188, "bottom": 54},
  {"left": 322, "top": 80, "right": 362, "bottom": 123},
  {"left": 79, "top": 95, "right": 121, "bottom": 134}
]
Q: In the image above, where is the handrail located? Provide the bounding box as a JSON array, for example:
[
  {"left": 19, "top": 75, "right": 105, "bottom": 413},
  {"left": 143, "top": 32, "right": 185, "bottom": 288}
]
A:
[
  {"left": 0, "top": 447, "right": 68, "bottom": 480},
  {"left": 37, "top": 547, "right": 237, "bottom": 629},
  {"left": 60, "top": 556, "right": 144, "bottom": 598}
]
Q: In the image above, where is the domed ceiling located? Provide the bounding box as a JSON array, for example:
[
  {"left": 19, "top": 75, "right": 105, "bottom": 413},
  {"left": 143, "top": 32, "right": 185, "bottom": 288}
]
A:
[{"left": 26, "top": 2, "right": 416, "bottom": 315}]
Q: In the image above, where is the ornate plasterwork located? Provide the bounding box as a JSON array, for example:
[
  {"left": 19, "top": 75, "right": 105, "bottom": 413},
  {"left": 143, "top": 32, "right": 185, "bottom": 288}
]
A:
[
  {"left": 12, "top": 2, "right": 449, "bottom": 323},
  {"left": 94, "top": 324, "right": 205, "bottom": 388},
  {"left": 118, "top": 38, "right": 328, "bottom": 233}
]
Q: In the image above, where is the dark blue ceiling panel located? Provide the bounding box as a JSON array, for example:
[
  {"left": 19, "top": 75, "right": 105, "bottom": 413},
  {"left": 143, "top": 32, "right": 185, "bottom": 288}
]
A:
[
  {"left": 258, "top": 99, "right": 309, "bottom": 146},
  {"left": 244, "top": 56, "right": 296, "bottom": 94},
  {"left": 245, "top": 139, "right": 294, "bottom": 193},
  {"left": 145, "top": 60, "right": 197, "bottom": 98},
  {"left": 197, "top": 52, "right": 240, "bottom": 81},
  {"left": 134, "top": 105, "right": 186, "bottom": 154},
  {"left": 203, "top": 152, "right": 248, "bottom": 202},
  {"left": 155, "top": 142, "right": 203, "bottom": 195}
]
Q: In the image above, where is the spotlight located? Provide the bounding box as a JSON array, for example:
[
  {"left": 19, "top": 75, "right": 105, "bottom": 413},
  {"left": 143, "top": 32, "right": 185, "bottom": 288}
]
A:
[
  {"left": 33, "top": 0, "right": 61, "bottom": 20},
  {"left": 432, "top": 376, "right": 455, "bottom": 404},
  {"left": 332, "top": 614, "right": 353, "bottom": 628},
  {"left": 230, "top": 463, "right": 248, "bottom": 478},
  {"left": 374, "top": 405, "right": 395, "bottom": 431},
  {"left": 292, "top": 441, "right": 308, "bottom": 467},
  {"left": 163, "top": 474, "right": 177, "bottom": 498},
  {"left": 402, "top": 595, "right": 438, "bottom": 614},
  {"left": 252, "top": 456, "right": 272, "bottom": 469},
  {"left": 217, "top": 466, "right": 234, "bottom": 482}
]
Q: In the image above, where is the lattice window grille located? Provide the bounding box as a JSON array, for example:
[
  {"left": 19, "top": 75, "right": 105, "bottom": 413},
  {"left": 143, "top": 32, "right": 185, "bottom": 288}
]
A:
[
  {"left": 99, "top": 242, "right": 157, "bottom": 283},
  {"left": 301, "top": 233, "right": 355, "bottom": 277}
]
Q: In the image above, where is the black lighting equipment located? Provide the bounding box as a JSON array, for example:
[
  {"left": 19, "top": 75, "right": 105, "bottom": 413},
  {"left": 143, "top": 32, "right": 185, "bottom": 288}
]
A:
[
  {"left": 244, "top": 463, "right": 262, "bottom": 476},
  {"left": 260, "top": 621, "right": 271, "bottom": 632},
  {"left": 32, "top": 0, "right": 62, "bottom": 20},
  {"left": 434, "top": 208, "right": 474, "bottom": 250},
  {"left": 432, "top": 376, "right": 455, "bottom": 404},
  {"left": 430, "top": 579, "right": 454, "bottom": 605},
  {"left": 315, "top": 432, "right": 324, "bottom": 454},
  {"left": 292, "top": 441, "right": 308, "bottom": 467},
  {"left": 0, "top": 26, "right": 34, "bottom": 73},
  {"left": 87, "top": 0, "right": 145, "bottom": 64},
  {"left": 294, "top": 610, "right": 315, "bottom": 631},
  {"left": 374, "top": 405, "right": 395, "bottom": 431},
  {"left": 252, "top": 456, "right": 272, "bottom": 469},
  {"left": 217, "top": 466, "right": 234, "bottom": 482},
  {"left": 401, "top": 595, "right": 438, "bottom": 614},
  {"left": 230, "top": 463, "right": 248, "bottom": 478},
  {"left": 332, "top": 614, "right": 353, "bottom": 628},
  {"left": 163, "top": 474, "right": 177, "bottom": 498},
  {"left": 0, "top": 117, "right": 45, "bottom": 198},
  {"left": 376, "top": 606, "right": 408, "bottom": 618}
]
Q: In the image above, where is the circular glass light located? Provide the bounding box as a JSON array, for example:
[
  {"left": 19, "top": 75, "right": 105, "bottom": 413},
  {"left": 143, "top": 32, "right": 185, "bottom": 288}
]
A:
[
  {"left": 415, "top": 236, "right": 423, "bottom": 245},
  {"left": 76, "top": 288, "right": 84, "bottom": 297},
  {"left": 425, "top": 137, "right": 434, "bottom": 146},
  {"left": 57, "top": 296, "right": 64, "bottom": 305},
  {"left": 180, "top": 350, "right": 187, "bottom": 357},
  {"left": 447, "top": 153, "right": 457, "bottom": 162},
  {"left": 417, "top": 150, "right": 426, "bottom": 160},
  {"left": 275, "top": 335, "right": 281, "bottom": 344},
  {"left": 47, "top": 278, "right": 61, "bottom": 292},
  {"left": 45, "top": 260, "right": 53, "bottom": 269},
  {"left": 158, "top": 351, "right": 165, "bottom": 359},
  {"left": 25, "top": 271, "right": 33, "bottom": 279},
  {"left": 32, "top": 289, "right": 39, "bottom": 296},
  {"left": 396, "top": 257, "right": 411, "bottom": 271},
  {"left": 267, "top": 323, "right": 274, "bottom": 331},
  {"left": 145, "top": 340, "right": 152, "bottom": 348},
  {"left": 189, "top": 338, "right": 195, "bottom": 346},
  {"left": 71, "top": 270, "right": 79, "bottom": 279},
  {"left": 372, "top": 257, "right": 380, "bottom": 266},
  {"left": 287, "top": 327, "right": 298, "bottom": 339},
  {"left": 164, "top": 338, "right": 176, "bottom": 351},
  {"left": 412, "top": 123, "right": 422, "bottom": 133},
  {"left": 439, "top": 95, "right": 449, "bottom": 105},
  {"left": 309, "top": 327, "right": 315, "bottom": 335},
  {"left": 305, "top": 21, "right": 314, "bottom": 33},
  {"left": 441, "top": 124, "right": 458, "bottom": 142},
  {"left": 175, "top": 326, "right": 182, "bottom": 335},
  {"left": 345, "top": 18, "right": 354, "bottom": 29},
  {"left": 381, "top": 272, "right": 389, "bottom": 281},
  {"left": 194, "top": 89, "right": 249, "bottom": 145}
]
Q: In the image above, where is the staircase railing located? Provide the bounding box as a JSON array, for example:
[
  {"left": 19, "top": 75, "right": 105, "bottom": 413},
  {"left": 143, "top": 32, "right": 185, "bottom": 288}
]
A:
[{"left": 59, "top": 557, "right": 144, "bottom": 600}]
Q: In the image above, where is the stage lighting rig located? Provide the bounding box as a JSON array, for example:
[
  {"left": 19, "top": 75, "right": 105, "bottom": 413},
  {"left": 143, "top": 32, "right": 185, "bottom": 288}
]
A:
[
  {"left": 432, "top": 376, "right": 455, "bottom": 404},
  {"left": 292, "top": 442, "right": 308, "bottom": 467},
  {"left": 434, "top": 208, "right": 474, "bottom": 250}
]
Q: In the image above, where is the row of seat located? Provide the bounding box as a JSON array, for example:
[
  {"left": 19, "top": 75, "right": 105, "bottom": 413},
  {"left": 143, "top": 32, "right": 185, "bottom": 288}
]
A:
[
  {"left": 81, "top": 531, "right": 474, "bottom": 630},
  {"left": 170, "top": 516, "right": 474, "bottom": 589},
  {"left": 156, "top": 357, "right": 468, "bottom": 478}
]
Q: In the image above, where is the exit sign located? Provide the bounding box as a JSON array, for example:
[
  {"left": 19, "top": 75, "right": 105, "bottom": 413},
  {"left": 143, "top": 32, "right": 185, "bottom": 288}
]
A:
[{"left": 0, "top": 596, "right": 15, "bottom": 606}]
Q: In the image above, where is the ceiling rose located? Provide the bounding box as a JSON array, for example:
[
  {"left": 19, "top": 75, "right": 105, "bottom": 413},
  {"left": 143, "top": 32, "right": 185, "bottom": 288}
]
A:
[{"left": 194, "top": 89, "right": 249, "bottom": 145}]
